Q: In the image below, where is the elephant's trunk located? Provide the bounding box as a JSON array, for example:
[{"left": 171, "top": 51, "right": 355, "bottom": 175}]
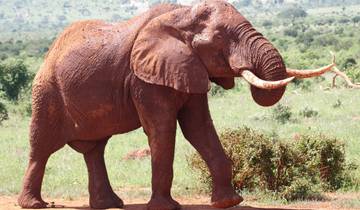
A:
[
  {"left": 230, "top": 23, "right": 287, "bottom": 106},
  {"left": 251, "top": 42, "right": 287, "bottom": 107}
]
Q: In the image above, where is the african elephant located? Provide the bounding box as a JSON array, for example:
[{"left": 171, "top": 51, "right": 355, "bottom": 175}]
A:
[{"left": 18, "top": 1, "right": 335, "bottom": 209}]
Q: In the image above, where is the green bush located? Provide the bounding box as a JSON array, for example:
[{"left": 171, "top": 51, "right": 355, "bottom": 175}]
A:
[
  {"left": 295, "top": 134, "right": 348, "bottom": 191},
  {"left": 284, "top": 28, "right": 298, "bottom": 37},
  {"left": 0, "top": 101, "right": 8, "bottom": 123},
  {"left": 344, "top": 65, "right": 360, "bottom": 83},
  {"left": 296, "top": 31, "right": 318, "bottom": 46},
  {"left": 188, "top": 127, "right": 355, "bottom": 201},
  {"left": 338, "top": 18, "right": 350, "bottom": 24},
  {"left": 271, "top": 104, "right": 292, "bottom": 124},
  {"left": 277, "top": 7, "right": 307, "bottom": 20},
  {"left": 292, "top": 78, "right": 313, "bottom": 91},
  {"left": 299, "top": 106, "right": 319, "bottom": 118},
  {"left": 299, "top": 80, "right": 312, "bottom": 91},
  {"left": 315, "top": 17, "right": 335, "bottom": 26},
  {"left": 342, "top": 58, "right": 357, "bottom": 69},
  {"left": 0, "top": 59, "right": 33, "bottom": 101},
  {"left": 314, "top": 35, "right": 339, "bottom": 47},
  {"left": 210, "top": 84, "right": 225, "bottom": 97},
  {"left": 280, "top": 178, "right": 322, "bottom": 201},
  {"left": 262, "top": 20, "right": 273, "bottom": 28},
  {"left": 352, "top": 16, "right": 360, "bottom": 24}
]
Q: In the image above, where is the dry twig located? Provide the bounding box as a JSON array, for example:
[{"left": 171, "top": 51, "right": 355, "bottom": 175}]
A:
[{"left": 331, "top": 67, "right": 360, "bottom": 89}]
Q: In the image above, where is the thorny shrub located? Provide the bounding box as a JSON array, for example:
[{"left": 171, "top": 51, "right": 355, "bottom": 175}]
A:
[{"left": 188, "top": 127, "right": 356, "bottom": 201}]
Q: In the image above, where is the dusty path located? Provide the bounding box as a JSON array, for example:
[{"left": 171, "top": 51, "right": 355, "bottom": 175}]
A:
[{"left": 1, "top": 193, "right": 359, "bottom": 210}]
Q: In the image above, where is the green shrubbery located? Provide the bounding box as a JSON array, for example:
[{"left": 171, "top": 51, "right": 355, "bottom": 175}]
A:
[
  {"left": 296, "top": 80, "right": 313, "bottom": 91},
  {"left": 209, "top": 84, "right": 225, "bottom": 97},
  {"left": 0, "top": 59, "right": 33, "bottom": 101},
  {"left": 283, "top": 28, "right": 298, "bottom": 37},
  {"left": 0, "top": 38, "right": 52, "bottom": 59},
  {"left": 188, "top": 127, "right": 357, "bottom": 201},
  {"left": 0, "top": 58, "right": 33, "bottom": 122},
  {"left": 295, "top": 134, "right": 350, "bottom": 191},
  {"left": 344, "top": 65, "right": 360, "bottom": 83},
  {"left": 262, "top": 20, "right": 273, "bottom": 28},
  {"left": 0, "top": 101, "right": 8, "bottom": 123},
  {"left": 299, "top": 106, "right": 319, "bottom": 118},
  {"left": 277, "top": 7, "right": 308, "bottom": 20},
  {"left": 271, "top": 104, "right": 292, "bottom": 124},
  {"left": 254, "top": 104, "right": 319, "bottom": 123}
]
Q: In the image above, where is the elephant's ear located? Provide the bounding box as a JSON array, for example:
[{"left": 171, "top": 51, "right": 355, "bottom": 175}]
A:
[{"left": 130, "top": 22, "right": 209, "bottom": 93}]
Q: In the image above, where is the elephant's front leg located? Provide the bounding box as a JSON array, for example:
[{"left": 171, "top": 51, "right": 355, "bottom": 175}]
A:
[
  {"left": 131, "top": 78, "right": 184, "bottom": 210},
  {"left": 178, "top": 94, "right": 243, "bottom": 209},
  {"left": 146, "top": 126, "right": 179, "bottom": 210}
]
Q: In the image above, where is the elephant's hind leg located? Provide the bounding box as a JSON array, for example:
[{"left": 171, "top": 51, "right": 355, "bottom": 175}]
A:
[
  {"left": 18, "top": 158, "right": 49, "bottom": 208},
  {"left": 18, "top": 87, "right": 67, "bottom": 208},
  {"left": 68, "top": 138, "right": 123, "bottom": 209}
]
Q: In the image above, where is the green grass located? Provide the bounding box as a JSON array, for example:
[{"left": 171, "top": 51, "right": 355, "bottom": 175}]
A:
[{"left": 0, "top": 79, "right": 359, "bottom": 199}]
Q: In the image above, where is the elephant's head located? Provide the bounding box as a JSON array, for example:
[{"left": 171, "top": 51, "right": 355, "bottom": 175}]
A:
[{"left": 131, "top": 0, "right": 335, "bottom": 106}]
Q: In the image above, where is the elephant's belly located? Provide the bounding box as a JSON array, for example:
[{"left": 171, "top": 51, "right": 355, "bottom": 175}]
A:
[
  {"left": 72, "top": 110, "right": 141, "bottom": 140},
  {"left": 66, "top": 98, "right": 141, "bottom": 140}
]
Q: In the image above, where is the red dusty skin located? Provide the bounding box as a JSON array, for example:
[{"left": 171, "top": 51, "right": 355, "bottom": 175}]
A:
[{"left": 18, "top": 1, "right": 330, "bottom": 210}]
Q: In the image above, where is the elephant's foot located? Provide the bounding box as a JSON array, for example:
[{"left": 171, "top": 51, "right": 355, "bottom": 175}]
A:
[
  {"left": 147, "top": 196, "right": 180, "bottom": 210},
  {"left": 18, "top": 191, "right": 48, "bottom": 209},
  {"left": 211, "top": 189, "right": 243, "bottom": 209},
  {"left": 90, "top": 191, "right": 124, "bottom": 209}
]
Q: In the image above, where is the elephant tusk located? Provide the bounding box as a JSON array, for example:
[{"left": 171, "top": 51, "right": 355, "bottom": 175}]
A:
[
  {"left": 241, "top": 70, "right": 295, "bottom": 89},
  {"left": 286, "top": 53, "right": 336, "bottom": 78}
]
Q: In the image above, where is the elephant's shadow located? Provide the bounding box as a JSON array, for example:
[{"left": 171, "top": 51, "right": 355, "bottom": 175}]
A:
[{"left": 65, "top": 204, "right": 310, "bottom": 210}]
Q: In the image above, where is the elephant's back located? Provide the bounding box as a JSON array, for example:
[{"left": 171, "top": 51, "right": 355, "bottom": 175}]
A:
[{"left": 43, "top": 20, "right": 121, "bottom": 71}]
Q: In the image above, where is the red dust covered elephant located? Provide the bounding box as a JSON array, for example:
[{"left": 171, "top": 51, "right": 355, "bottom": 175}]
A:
[{"left": 18, "top": 1, "right": 335, "bottom": 209}]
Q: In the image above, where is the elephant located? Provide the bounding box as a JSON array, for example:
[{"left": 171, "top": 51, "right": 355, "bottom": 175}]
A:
[{"left": 18, "top": 1, "right": 335, "bottom": 209}]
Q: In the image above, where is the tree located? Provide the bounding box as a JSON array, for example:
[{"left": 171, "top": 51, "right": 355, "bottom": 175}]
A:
[
  {"left": 352, "top": 16, "right": 360, "bottom": 25},
  {"left": 0, "top": 59, "right": 33, "bottom": 101},
  {"left": 342, "top": 58, "right": 357, "bottom": 69},
  {"left": 277, "top": 7, "right": 308, "bottom": 22}
]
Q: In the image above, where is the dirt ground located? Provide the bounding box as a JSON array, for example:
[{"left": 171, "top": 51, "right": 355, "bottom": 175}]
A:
[{"left": 1, "top": 192, "right": 359, "bottom": 210}]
